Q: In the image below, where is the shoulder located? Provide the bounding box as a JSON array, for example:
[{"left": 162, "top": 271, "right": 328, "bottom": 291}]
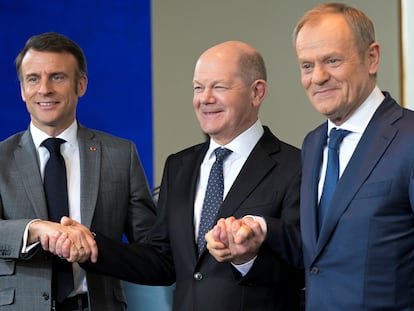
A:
[
  {"left": 78, "top": 126, "right": 134, "bottom": 148},
  {"left": 261, "top": 126, "right": 301, "bottom": 158},
  {"left": 164, "top": 142, "right": 207, "bottom": 166},
  {"left": 0, "top": 131, "right": 27, "bottom": 150}
]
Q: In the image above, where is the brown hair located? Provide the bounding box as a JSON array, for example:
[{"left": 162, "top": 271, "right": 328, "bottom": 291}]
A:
[
  {"left": 293, "top": 2, "right": 375, "bottom": 56},
  {"left": 238, "top": 48, "right": 267, "bottom": 84},
  {"left": 15, "top": 32, "right": 87, "bottom": 81}
]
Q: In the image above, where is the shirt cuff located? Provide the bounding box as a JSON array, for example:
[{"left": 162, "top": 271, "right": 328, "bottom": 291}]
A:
[
  {"left": 231, "top": 256, "right": 257, "bottom": 276},
  {"left": 22, "top": 219, "right": 41, "bottom": 253}
]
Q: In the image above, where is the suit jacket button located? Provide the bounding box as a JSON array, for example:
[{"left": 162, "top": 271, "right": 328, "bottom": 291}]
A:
[
  {"left": 310, "top": 266, "right": 319, "bottom": 274},
  {"left": 193, "top": 272, "right": 203, "bottom": 281},
  {"left": 42, "top": 292, "right": 50, "bottom": 300}
]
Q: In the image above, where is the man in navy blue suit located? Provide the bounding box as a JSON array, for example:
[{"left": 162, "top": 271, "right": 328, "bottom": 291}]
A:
[
  {"left": 208, "top": 3, "right": 414, "bottom": 310},
  {"left": 294, "top": 3, "right": 414, "bottom": 310}
]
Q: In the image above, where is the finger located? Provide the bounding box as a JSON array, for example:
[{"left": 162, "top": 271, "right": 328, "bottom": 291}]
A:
[
  {"left": 215, "top": 219, "right": 230, "bottom": 246},
  {"left": 39, "top": 234, "right": 50, "bottom": 251},
  {"left": 208, "top": 247, "right": 232, "bottom": 262},
  {"left": 67, "top": 243, "right": 81, "bottom": 262},
  {"left": 60, "top": 216, "right": 73, "bottom": 226},
  {"left": 206, "top": 231, "right": 227, "bottom": 250},
  {"left": 234, "top": 225, "right": 254, "bottom": 244},
  {"left": 54, "top": 232, "right": 67, "bottom": 256},
  {"left": 49, "top": 231, "right": 65, "bottom": 254},
  {"left": 60, "top": 238, "right": 72, "bottom": 259},
  {"left": 224, "top": 217, "right": 237, "bottom": 246},
  {"left": 81, "top": 234, "right": 98, "bottom": 263},
  {"left": 243, "top": 218, "right": 265, "bottom": 242},
  {"left": 211, "top": 225, "right": 221, "bottom": 241}
]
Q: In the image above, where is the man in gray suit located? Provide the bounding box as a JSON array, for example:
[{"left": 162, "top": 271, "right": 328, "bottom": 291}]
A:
[{"left": 0, "top": 32, "right": 156, "bottom": 311}]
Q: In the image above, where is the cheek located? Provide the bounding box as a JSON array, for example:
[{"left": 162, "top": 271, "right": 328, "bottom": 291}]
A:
[{"left": 301, "top": 75, "right": 311, "bottom": 89}]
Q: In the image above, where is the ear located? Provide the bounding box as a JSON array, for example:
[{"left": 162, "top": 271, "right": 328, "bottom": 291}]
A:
[
  {"left": 251, "top": 79, "right": 268, "bottom": 107},
  {"left": 77, "top": 75, "right": 88, "bottom": 97},
  {"left": 367, "top": 42, "right": 380, "bottom": 75},
  {"left": 20, "top": 83, "right": 26, "bottom": 102}
]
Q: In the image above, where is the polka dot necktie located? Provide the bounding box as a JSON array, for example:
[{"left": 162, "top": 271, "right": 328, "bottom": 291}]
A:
[
  {"left": 42, "top": 138, "right": 74, "bottom": 302},
  {"left": 318, "top": 128, "right": 351, "bottom": 232},
  {"left": 197, "top": 147, "right": 232, "bottom": 256}
]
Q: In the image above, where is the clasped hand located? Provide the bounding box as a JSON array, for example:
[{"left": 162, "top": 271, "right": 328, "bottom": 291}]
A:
[
  {"left": 29, "top": 216, "right": 98, "bottom": 263},
  {"left": 205, "top": 216, "right": 266, "bottom": 265}
]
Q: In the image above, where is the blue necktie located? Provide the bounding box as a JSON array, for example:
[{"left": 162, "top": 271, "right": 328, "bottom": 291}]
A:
[
  {"left": 318, "top": 128, "right": 351, "bottom": 231},
  {"left": 197, "top": 147, "right": 232, "bottom": 255},
  {"left": 42, "top": 138, "right": 74, "bottom": 302}
]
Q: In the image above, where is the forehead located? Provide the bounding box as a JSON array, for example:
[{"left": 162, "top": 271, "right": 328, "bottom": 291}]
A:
[
  {"left": 193, "top": 52, "right": 240, "bottom": 82},
  {"left": 296, "top": 14, "right": 356, "bottom": 58},
  {"left": 21, "top": 50, "right": 77, "bottom": 74}
]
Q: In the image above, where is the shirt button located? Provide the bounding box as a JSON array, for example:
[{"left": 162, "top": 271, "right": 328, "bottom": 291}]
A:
[{"left": 193, "top": 272, "right": 203, "bottom": 281}]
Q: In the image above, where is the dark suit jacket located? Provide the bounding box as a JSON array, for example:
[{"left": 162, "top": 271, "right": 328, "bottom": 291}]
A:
[
  {"left": 300, "top": 92, "right": 414, "bottom": 310},
  {"left": 0, "top": 124, "right": 156, "bottom": 311},
  {"left": 86, "top": 126, "right": 304, "bottom": 311}
]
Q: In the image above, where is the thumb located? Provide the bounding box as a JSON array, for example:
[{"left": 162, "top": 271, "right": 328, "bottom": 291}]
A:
[{"left": 60, "top": 216, "right": 73, "bottom": 226}]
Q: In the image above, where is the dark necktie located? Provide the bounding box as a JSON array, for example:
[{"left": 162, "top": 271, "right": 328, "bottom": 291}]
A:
[
  {"left": 197, "top": 147, "right": 232, "bottom": 255},
  {"left": 42, "top": 138, "right": 74, "bottom": 302},
  {"left": 318, "top": 128, "right": 351, "bottom": 231}
]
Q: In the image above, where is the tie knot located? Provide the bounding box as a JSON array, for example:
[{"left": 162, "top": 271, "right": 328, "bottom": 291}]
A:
[
  {"left": 214, "top": 147, "right": 232, "bottom": 163},
  {"left": 42, "top": 138, "right": 66, "bottom": 154},
  {"left": 328, "top": 128, "right": 351, "bottom": 151}
]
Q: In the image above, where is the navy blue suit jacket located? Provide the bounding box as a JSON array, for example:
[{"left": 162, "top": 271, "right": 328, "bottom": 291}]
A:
[{"left": 301, "top": 92, "right": 414, "bottom": 310}]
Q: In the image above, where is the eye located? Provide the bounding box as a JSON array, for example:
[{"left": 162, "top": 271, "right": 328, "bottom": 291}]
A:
[
  {"left": 326, "top": 58, "right": 342, "bottom": 67},
  {"left": 26, "top": 75, "right": 39, "bottom": 83},
  {"left": 193, "top": 85, "right": 203, "bottom": 93},
  {"left": 301, "top": 63, "right": 313, "bottom": 72},
  {"left": 52, "top": 74, "right": 65, "bottom": 81}
]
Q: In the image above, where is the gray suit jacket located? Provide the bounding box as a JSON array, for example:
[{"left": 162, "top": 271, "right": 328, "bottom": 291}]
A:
[{"left": 0, "top": 124, "right": 156, "bottom": 311}]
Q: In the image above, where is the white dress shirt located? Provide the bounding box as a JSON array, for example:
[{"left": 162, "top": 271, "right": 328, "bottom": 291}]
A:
[
  {"left": 24, "top": 120, "right": 87, "bottom": 295},
  {"left": 318, "top": 86, "right": 385, "bottom": 201},
  {"left": 194, "top": 120, "right": 264, "bottom": 275}
]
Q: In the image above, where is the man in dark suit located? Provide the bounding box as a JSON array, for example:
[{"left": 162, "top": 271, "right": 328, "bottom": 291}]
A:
[
  {"left": 0, "top": 32, "right": 156, "bottom": 311},
  {"left": 58, "top": 40, "right": 304, "bottom": 310},
  {"left": 293, "top": 3, "right": 414, "bottom": 310}
]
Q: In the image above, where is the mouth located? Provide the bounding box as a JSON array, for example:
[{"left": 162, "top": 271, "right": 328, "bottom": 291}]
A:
[
  {"left": 313, "top": 87, "right": 338, "bottom": 97},
  {"left": 38, "top": 101, "right": 59, "bottom": 107}
]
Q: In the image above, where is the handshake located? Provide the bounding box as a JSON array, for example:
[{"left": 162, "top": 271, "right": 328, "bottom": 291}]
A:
[
  {"left": 28, "top": 215, "right": 266, "bottom": 265},
  {"left": 28, "top": 217, "right": 98, "bottom": 263}
]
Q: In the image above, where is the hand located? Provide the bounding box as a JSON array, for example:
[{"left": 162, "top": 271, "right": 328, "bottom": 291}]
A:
[
  {"left": 206, "top": 216, "right": 266, "bottom": 265},
  {"left": 30, "top": 217, "right": 98, "bottom": 263},
  {"left": 205, "top": 218, "right": 232, "bottom": 262}
]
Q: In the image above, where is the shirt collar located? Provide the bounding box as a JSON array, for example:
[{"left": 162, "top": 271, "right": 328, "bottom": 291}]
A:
[
  {"left": 30, "top": 120, "right": 78, "bottom": 149},
  {"left": 207, "top": 119, "right": 264, "bottom": 160},
  {"left": 327, "top": 86, "right": 384, "bottom": 134}
]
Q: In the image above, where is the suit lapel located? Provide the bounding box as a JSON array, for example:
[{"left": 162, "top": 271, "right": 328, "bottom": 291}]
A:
[
  {"left": 14, "top": 130, "right": 49, "bottom": 219},
  {"left": 77, "top": 126, "right": 101, "bottom": 227},
  {"left": 315, "top": 97, "right": 401, "bottom": 257},
  {"left": 217, "top": 128, "right": 279, "bottom": 219},
  {"left": 180, "top": 143, "right": 208, "bottom": 259},
  {"left": 301, "top": 124, "right": 327, "bottom": 259}
]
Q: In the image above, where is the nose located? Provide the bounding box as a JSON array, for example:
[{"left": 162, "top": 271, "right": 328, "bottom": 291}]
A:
[
  {"left": 311, "top": 64, "right": 329, "bottom": 85},
  {"left": 199, "top": 88, "right": 216, "bottom": 104},
  {"left": 38, "top": 78, "right": 53, "bottom": 95}
]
